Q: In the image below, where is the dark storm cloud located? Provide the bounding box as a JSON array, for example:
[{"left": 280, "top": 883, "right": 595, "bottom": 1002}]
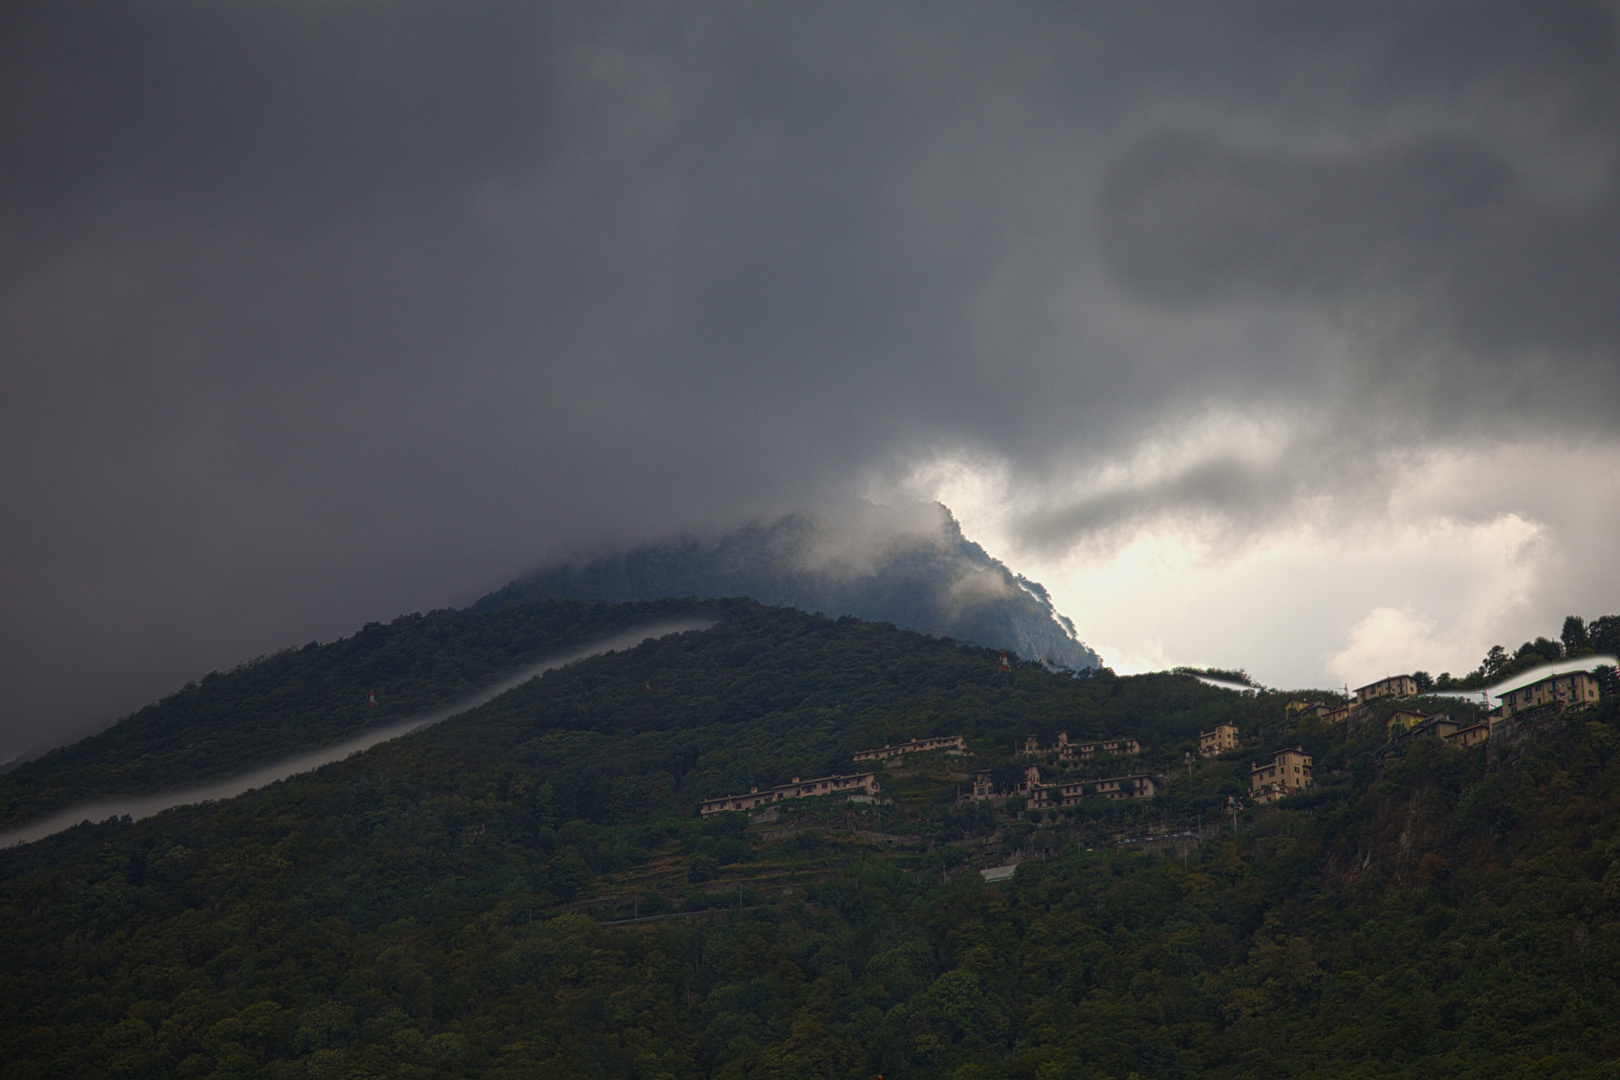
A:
[
  {"left": 1101, "top": 132, "right": 1620, "bottom": 369},
  {"left": 0, "top": 0, "right": 1055, "bottom": 757},
  {"left": 1095, "top": 1, "right": 1620, "bottom": 388},
  {"left": 1052, "top": 1, "right": 1620, "bottom": 550},
  {"left": 1018, "top": 455, "right": 1303, "bottom": 553},
  {"left": 2, "top": 1, "right": 1618, "bottom": 759}
]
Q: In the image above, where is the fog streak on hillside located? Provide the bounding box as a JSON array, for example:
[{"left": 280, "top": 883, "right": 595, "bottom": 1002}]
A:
[{"left": 0, "top": 620, "right": 713, "bottom": 848}]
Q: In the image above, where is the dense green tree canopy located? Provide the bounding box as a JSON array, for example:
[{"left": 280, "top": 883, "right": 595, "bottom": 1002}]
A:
[{"left": 1, "top": 600, "right": 1616, "bottom": 1079}]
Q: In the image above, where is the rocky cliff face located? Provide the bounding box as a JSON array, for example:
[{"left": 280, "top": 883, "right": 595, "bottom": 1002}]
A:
[{"left": 477, "top": 503, "right": 1102, "bottom": 672}]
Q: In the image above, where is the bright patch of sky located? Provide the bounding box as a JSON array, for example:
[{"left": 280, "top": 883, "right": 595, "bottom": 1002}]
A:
[{"left": 876, "top": 427, "right": 1620, "bottom": 693}]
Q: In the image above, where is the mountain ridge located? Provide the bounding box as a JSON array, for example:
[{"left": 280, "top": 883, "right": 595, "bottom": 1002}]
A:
[{"left": 476, "top": 503, "right": 1102, "bottom": 673}]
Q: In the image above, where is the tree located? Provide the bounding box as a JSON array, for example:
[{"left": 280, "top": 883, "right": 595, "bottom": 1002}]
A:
[
  {"left": 1562, "top": 615, "right": 1589, "bottom": 655},
  {"left": 1589, "top": 615, "right": 1620, "bottom": 657},
  {"left": 1411, "top": 671, "right": 1434, "bottom": 693},
  {"left": 1516, "top": 637, "right": 1563, "bottom": 664},
  {"left": 1480, "top": 645, "right": 1508, "bottom": 678},
  {"left": 990, "top": 762, "right": 1030, "bottom": 795}
]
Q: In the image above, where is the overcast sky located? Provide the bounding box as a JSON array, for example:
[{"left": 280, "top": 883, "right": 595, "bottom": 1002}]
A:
[{"left": 4, "top": 1, "right": 1619, "bottom": 761}]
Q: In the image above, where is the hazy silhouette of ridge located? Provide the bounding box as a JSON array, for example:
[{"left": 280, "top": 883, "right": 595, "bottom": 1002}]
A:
[{"left": 478, "top": 504, "right": 1101, "bottom": 672}]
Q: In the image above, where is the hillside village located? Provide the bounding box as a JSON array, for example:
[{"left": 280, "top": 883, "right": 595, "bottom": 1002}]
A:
[
  {"left": 703, "top": 615, "right": 1620, "bottom": 841},
  {"left": 692, "top": 655, "right": 1615, "bottom": 870},
  {"left": 6, "top": 598, "right": 1620, "bottom": 1080}
]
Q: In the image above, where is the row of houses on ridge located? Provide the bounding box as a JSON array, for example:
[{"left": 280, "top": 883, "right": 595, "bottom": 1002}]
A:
[
  {"left": 853, "top": 734, "right": 966, "bottom": 763},
  {"left": 1286, "top": 699, "right": 1349, "bottom": 724},
  {"left": 1226, "top": 663, "right": 1605, "bottom": 803},
  {"left": 701, "top": 664, "right": 1607, "bottom": 818},
  {"left": 969, "top": 763, "right": 1167, "bottom": 806},
  {"left": 1016, "top": 732, "right": 1142, "bottom": 761},
  {"left": 701, "top": 727, "right": 1157, "bottom": 818},
  {"left": 1025, "top": 773, "right": 1167, "bottom": 808},
  {"left": 1340, "top": 667, "right": 1601, "bottom": 743},
  {"left": 704, "top": 734, "right": 976, "bottom": 816},
  {"left": 699, "top": 772, "right": 880, "bottom": 817},
  {"left": 1381, "top": 711, "right": 1489, "bottom": 753}
]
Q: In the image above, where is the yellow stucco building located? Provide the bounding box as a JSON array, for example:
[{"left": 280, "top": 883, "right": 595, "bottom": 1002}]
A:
[{"left": 1250, "top": 747, "right": 1312, "bottom": 803}]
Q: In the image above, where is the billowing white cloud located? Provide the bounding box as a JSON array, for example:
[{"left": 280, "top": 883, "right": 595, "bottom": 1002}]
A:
[
  {"left": 878, "top": 423, "right": 1602, "bottom": 691},
  {"left": 1327, "top": 608, "right": 1464, "bottom": 690}
]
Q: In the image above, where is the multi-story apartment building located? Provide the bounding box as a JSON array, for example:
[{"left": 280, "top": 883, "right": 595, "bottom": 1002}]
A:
[
  {"left": 1494, "top": 670, "right": 1602, "bottom": 717},
  {"left": 1198, "top": 722, "right": 1239, "bottom": 758},
  {"left": 1250, "top": 747, "right": 1312, "bottom": 804},
  {"left": 1355, "top": 675, "right": 1417, "bottom": 705},
  {"left": 1026, "top": 779, "right": 1086, "bottom": 810}
]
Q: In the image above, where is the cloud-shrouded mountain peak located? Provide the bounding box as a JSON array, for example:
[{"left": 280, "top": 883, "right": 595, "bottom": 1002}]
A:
[{"left": 476, "top": 501, "right": 1103, "bottom": 673}]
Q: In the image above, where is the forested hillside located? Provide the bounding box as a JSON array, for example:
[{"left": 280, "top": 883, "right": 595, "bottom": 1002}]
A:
[
  {"left": 0, "top": 600, "right": 718, "bottom": 832},
  {"left": 2, "top": 601, "right": 1619, "bottom": 1079},
  {"left": 476, "top": 504, "right": 1102, "bottom": 673}
]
